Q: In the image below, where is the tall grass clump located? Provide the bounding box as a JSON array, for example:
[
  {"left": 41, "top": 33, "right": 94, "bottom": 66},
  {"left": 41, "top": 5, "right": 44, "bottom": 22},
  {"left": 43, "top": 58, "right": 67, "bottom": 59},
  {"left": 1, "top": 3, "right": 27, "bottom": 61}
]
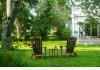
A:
[{"left": 0, "top": 49, "right": 27, "bottom": 67}]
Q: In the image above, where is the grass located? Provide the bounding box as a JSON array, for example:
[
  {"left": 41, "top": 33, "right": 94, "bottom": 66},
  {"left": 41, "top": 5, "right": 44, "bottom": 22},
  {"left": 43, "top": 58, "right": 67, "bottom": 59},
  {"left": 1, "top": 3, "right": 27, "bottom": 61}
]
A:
[
  {"left": 0, "top": 49, "right": 100, "bottom": 67},
  {"left": 0, "top": 40, "right": 100, "bottom": 67}
]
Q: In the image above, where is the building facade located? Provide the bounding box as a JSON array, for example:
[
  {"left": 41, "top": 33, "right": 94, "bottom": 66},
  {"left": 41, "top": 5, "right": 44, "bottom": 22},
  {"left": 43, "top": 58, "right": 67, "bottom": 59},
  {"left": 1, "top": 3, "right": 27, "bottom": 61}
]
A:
[{"left": 65, "top": 0, "right": 100, "bottom": 39}]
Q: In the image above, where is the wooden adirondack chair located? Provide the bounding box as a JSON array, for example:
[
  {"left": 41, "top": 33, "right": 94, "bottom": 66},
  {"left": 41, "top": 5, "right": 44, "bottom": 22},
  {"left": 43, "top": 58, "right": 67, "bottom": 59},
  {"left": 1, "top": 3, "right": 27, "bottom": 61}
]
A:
[
  {"left": 66, "top": 37, "right": 77, "bottom": 56},
  {"left": 31, "top": 38, "right": 46, "bottom": 59}
]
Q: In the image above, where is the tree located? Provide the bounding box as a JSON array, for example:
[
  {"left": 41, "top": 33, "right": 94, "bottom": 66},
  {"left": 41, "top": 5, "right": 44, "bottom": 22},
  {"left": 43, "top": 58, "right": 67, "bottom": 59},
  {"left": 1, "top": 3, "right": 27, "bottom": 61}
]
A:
[
  {"left": 1, "top": 0, "right": 38, "bottom": 49},
  {"left": 0, "top": 0, "right": 6, "bottom": 40},
  {"left": 1, "top": 0, "right": 21, "bottom": 49},
  {"left": 31, "top": 0, "right": 71, "bottom": 40},
  {"left": 0, "top": 3, "right": 3, "bottom": 40},
  {"left": 51, "top": 0, "right": 71, "bottom": 39},
  {"left": 38, "top": 0, "right": 53, "bottom": 40},
  {"left": 1, "top": 0, "right": 71, "bottom": 49}
]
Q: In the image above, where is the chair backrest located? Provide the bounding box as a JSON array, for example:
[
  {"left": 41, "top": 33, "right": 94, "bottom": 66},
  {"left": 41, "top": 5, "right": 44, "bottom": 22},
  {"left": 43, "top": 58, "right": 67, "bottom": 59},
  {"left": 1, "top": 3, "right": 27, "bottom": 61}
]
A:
[
  {"left": 31, "top": 38, "right": 42, "bottom": 55},
  {"left": 66, "top": 37, "right": 77, "bottom": 52}
]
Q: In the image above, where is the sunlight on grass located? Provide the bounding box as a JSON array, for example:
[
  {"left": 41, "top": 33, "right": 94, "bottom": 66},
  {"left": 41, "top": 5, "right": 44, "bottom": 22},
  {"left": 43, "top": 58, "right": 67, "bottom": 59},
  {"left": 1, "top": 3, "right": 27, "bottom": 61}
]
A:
[
  {"left": 42, "top": 41, "right": 66, "bottom": 49},
  {"left": 1, "top": 41, "right": 100, "bottom": 51},
  {"left": 75, "top": 47, "right": 100, "bottom": 51},
  {"left": 12, "top": 41, "right": 67, "bottom": 49}
]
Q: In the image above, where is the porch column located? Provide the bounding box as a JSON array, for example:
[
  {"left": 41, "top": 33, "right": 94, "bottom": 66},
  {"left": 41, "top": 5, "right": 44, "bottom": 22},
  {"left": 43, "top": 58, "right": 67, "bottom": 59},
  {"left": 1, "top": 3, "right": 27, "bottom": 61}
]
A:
[
  {"left": 83, "top": 23, "right": 85, "bottom": 38},
  {"left": 90, "top": 24, "right": 92, "bottom": 36},
  {"left": 97, "top": 24, "right": 100, "bottom": 37},
  {"left": 71, "top": 5, "right": 75, "bottom": 37}
]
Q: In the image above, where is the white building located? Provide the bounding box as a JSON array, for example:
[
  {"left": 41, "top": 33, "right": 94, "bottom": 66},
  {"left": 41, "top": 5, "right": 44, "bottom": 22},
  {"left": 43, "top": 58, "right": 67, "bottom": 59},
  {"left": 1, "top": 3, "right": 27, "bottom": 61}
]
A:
[
  {"left": 65, "top": 0, "right": 100, "bottom": 44},
  {"left": 65, "top": 0, "right": 86, "bottom": 39},
  {"left": 65, "top": 0, "right": 100, "bottom": 39}
]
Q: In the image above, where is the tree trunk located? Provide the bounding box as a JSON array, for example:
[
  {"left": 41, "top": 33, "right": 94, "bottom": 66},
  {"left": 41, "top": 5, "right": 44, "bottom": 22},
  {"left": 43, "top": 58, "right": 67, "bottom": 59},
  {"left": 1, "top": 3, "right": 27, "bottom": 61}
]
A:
[
  {"left": 40, "top": 27, "right": 48, "bottom": 40},
  {"left": 2, "top": 0, "right": 20, "bottom": 49},
  {"left": 6, "top": 0, "right": 11, "bottom": 17},
  {"left": 0, "top": 9, "right": 2, "bottom": 24},
  {"left": 0, "top": 9, "right": 3, "bottom": 40}
]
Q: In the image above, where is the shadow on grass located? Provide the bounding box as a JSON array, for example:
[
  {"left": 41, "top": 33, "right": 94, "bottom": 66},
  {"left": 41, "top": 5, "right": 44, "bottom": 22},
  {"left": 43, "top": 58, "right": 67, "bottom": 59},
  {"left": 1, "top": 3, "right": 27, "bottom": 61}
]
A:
[{"left": 0, "top": 49, "right": 100, "bottom": 67}]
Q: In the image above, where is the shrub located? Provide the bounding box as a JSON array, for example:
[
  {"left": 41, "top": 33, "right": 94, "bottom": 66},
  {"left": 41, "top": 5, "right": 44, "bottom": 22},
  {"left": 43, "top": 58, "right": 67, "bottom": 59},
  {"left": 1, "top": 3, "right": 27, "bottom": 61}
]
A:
[
  {"left": 0, "top": 50, "right": 27, "bottom": 67},
  {"left": 56, "top": 26, "right": 72, "bottom": 40},
  {"left": 61, "top": 27, "right": 71, "bottom": 39}
]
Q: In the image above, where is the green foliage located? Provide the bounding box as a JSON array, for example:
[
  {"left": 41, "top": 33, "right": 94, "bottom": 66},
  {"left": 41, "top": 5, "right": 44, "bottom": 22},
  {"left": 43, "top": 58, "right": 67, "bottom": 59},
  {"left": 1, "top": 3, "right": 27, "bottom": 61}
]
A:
[
  {"left": 58, "top": 0, "right": 66, "bottom": 6},
  {"left": 1, "top": 0, "right": 71, "bottom": 43},
  {"left": 61, "top": 27, "right": 71, "bottom": 39},
  {"left": 80, "top": 0, "right": 100, "bottom": 37},
  {"left": 56, "top": 26, "right": 71, "bottom": 40},
  {"left": 81, "top": 0, "right": 100, "bottom": 24},
  {"left": 85, "top": 16, "right": 99, "bottom": 25},
  {"left": 23, "top": 0, "right": 38, "bottom": 6},
  {"left": 30, "top": 0, "right": 54, "bottom": 40},
  {"left": 0, "top": 0, "right": 6, "bottom": 10},
  {"left": 0, "top": 50, "right": 27, "bottom": 66},
  {"left": 29, "top": 0, "right": 71, "bottom": 40}
]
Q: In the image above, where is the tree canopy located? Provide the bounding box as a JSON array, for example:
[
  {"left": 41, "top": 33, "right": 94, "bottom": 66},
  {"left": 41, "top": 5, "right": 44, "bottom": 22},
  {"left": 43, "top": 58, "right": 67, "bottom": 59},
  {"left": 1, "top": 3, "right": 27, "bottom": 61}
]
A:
[
  {"left": 0, "top": 0, "right": 71, "bottom": 49},
  {"left": 81, "top": 0, "right": 100, "bottom": 23}
]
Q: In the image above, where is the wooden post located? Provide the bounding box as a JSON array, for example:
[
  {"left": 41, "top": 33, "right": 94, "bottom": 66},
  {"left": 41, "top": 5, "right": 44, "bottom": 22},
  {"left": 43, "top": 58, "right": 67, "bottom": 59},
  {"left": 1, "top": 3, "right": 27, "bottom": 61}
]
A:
[
  {"left": 52, "top": 49, "right": 53, "bottom": 56},
  {"left": 49, "top": 49, "right": 50, "bottom": 56},
  {"left": 56, "top": 49, "right": 58, "bottom": 56},
  {"left": 42, "top": 47, "right": 46, "bottom": 56},
  {"left": 54, "top": 49, "right": 55, "bottom": 56},
  {"left": 60, "top": 46, "right": 63, "bottom": 56},
  {"left": 44, "top": 47, "right": 46, "bottom": 56}
]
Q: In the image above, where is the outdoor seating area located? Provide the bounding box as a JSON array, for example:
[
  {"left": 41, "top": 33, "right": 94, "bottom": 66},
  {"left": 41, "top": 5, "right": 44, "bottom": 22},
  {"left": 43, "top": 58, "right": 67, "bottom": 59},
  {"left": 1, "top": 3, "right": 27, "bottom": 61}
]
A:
[
  {"left": 31, "top": 37, "right": 77, "bottom": 59},
  {"left": 0, "top": 0, "right": 100, "bottom": 67}
]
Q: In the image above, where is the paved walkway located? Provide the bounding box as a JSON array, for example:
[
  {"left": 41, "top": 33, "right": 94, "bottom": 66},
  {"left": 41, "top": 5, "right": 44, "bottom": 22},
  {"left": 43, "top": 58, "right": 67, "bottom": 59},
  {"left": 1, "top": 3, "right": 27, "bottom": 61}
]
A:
[{"left": 77, "top": 38, "right": 100, "bottom": 44}]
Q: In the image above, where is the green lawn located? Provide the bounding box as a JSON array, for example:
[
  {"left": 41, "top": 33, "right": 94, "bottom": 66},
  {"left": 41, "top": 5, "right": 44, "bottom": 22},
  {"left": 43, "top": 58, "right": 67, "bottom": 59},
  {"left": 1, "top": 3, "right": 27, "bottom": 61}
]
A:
[{"left": 0, "top": 41, "right": 100, "bottom": 67}]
